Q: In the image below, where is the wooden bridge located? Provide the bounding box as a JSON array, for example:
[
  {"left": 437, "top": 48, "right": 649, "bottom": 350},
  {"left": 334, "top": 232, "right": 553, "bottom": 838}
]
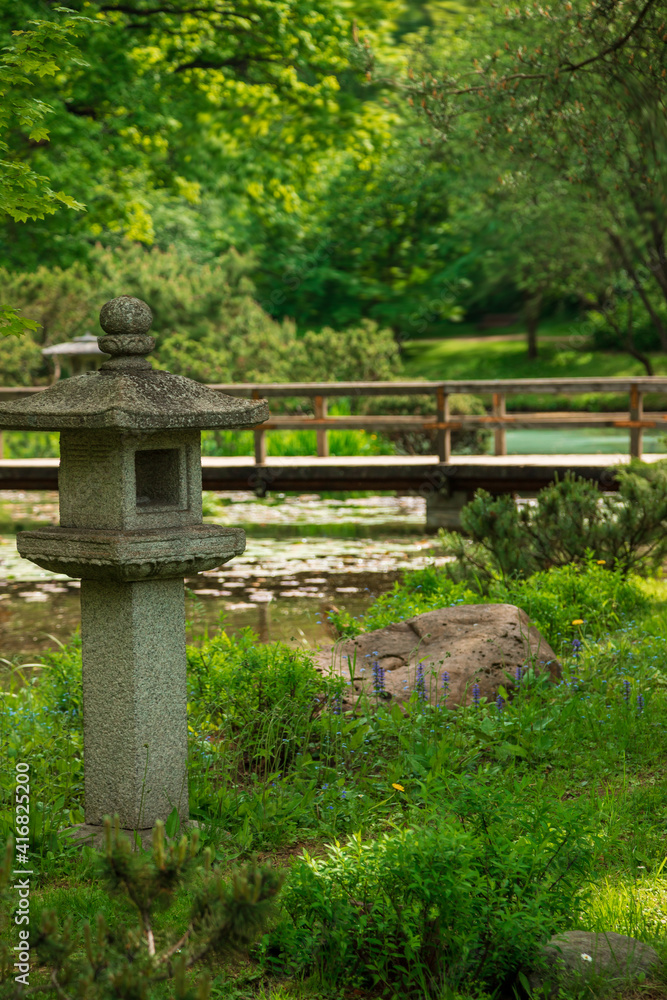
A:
[{"left": 1, "top": 378, "right": 666, "bottom": 528}]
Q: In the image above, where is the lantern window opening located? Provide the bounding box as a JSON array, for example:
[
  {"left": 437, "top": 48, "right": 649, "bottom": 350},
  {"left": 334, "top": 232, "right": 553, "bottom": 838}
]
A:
[{"left": 134, "top": 447, "right": 184, "bottom": 511}]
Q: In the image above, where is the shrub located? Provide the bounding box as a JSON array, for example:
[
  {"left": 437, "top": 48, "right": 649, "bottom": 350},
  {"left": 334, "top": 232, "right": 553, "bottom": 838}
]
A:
[
  {"left": 445, "top": 464, "right": 667, "bottom": 582},
  {"left": 187, "top": 627, "right": 341, "bottom": 780},
  {"left": 0, "top": 819, "right": 281, "bottom": 998},
  {"left": 266, "top": 784, "right": 596, "bottom": 996},
  {"left": 0, "top": 244, "right": 403, "bottom": 386},
  {"left": 330, "top": 560, "right": 648, "bottom": 649}
]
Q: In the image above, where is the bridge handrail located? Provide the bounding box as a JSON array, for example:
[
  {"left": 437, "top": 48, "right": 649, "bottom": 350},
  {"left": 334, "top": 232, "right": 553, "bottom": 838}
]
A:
[{"left": 2, "top": 378, "right": 667, "bottom": 461}]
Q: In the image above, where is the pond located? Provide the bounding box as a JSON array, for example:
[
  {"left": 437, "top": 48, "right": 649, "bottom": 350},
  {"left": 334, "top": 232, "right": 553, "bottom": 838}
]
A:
[
  {"left": 506, "top": 427, "right": 666, "bottom": 454},
  {"left": 0, "top": 491, "right": 447, "bottom": 667}
]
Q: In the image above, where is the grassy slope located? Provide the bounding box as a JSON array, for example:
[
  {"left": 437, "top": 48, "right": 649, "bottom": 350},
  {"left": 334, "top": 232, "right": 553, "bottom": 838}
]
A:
[{"left": 403, "top": 321, "right": 667, "bottom": 383}]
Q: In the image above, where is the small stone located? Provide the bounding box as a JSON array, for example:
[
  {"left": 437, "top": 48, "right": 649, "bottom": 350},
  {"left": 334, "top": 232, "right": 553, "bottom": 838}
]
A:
[
  {"left": 99, "top": 296, "right": 153, "bottom": 336},
  {"left": 528, "top": 931, "right": 660, "bottom": 996}
]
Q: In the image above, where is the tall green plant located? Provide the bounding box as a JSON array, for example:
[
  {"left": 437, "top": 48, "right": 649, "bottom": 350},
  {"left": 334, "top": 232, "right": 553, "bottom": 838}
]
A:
[
  {"left": 446, "top": 464, "right": 667, "bottom": 582},
  {"left": 268, "top": 786, "right": 596, "bottom": 996}
]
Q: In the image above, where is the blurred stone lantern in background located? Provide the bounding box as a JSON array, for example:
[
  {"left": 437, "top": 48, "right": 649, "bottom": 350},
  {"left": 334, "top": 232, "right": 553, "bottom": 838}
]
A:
[
  {"left": 42, "top": 332, "right": 110, "bottom": 382},
  {"left": 0, "top": 296, "right": 269, "bottom": 840}
]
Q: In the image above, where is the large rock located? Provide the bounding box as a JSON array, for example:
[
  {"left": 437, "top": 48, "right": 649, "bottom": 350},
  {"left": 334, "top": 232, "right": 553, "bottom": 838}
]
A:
[
  {"left": 318, "top": 604, "right": 560, "bottom": 708},
  {"left": 528, "top": 931, "right": 661, "bottom": 995}
]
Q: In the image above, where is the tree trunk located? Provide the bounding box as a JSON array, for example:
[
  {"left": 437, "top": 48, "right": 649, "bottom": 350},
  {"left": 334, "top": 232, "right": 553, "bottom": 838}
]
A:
[
  {"left": 602, "top": 298, "right": 654, "bottom": 376},
  {"left": 524, "top": 291, "right": 542, "bottom": 360},
  {"left": 606, "top": 229, "right": 667, "bottom": 351}
]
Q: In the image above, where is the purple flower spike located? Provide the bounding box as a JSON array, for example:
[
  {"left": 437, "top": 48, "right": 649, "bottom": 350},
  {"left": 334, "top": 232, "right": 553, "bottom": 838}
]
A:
[
  {"left": 623, "top": 679, "right": 631, "bottom": 703},
  {"left": 416, "top": 663, "right": 426, "bottom": 701},
  {"left": 472, "top": 682, "right": 481, "bottom": 708},
  {"left": 496, "top": 694, "right": 504, "bottom": 714},
  {"left": 637, "top": 693, "right": 645, "bottom": 714},
  {"left": 372, "top": 660, "right": 385, "bottom": 694}
]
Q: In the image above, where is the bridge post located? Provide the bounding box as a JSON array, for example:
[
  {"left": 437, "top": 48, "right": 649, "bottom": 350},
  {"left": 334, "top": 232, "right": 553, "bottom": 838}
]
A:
[
  {"left": 493, "top": 393, "right": 506, "bottom": 456},
  {"left": 425, "top": 488, "right": 469, "bottom": 532},
  {"left": 315, "top": 395, "right": 329, "bottom": 457},
  {"left": 629, "top": 385, "right": 643, "bottom": 459},
  {"left": 252, "top": 389, "right": 267, "bottom": 463},
  {"left": 436, "top": 387, "right": 450, "bottom": 462}
]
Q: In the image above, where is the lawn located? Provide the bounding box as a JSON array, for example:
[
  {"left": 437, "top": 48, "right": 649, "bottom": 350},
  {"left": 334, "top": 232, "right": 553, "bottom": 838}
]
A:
[
  {"left": 2, "top": 560, "right": 667, "bottom": 998},
  {"left": 401, "top": 318, "right": 667, "bottom": 383}
]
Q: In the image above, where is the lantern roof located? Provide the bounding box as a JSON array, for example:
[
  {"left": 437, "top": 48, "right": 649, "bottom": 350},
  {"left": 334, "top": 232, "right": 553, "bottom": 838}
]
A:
[
  {"left": 0, "top": 297, "right": 268, "bottom": 432},
  {"left": 42, "top": 333, "right": 108, "bottom": 358}
]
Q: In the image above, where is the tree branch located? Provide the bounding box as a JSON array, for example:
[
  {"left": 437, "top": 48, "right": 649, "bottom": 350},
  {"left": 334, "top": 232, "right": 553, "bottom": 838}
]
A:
[{"left": 560, "top": 0, "right": 658, "bottom": 73}]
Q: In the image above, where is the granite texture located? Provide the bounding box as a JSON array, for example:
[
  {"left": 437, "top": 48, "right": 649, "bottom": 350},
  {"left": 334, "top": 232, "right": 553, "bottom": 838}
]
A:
[
  {"left": 81, "top": 577, "right": 189, "bottom": 828},
  {"left": 5, "top": 295, "right": 257, "bottom": 831},
  {"left": 99, "top": 296, "right": 153, "bottom": 336},
  {"left": 318, "top": 604, "right": 561, "bottom": 709},
  {"left": 0, "top": 369, "right": 269, "bottom": 431},
  {"left": 17, "top": 523, "right": 245, "bottom": 581},
  {"left": 58, "top": 429, "right": 202, "bottom": 531}
]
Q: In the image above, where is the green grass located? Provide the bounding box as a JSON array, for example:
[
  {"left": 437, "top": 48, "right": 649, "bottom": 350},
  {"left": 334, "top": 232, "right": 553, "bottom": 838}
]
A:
[
  {"left": 403, "top": 322, "right": 667, "bottom": 414},
  {"left": 3, "top": 564, "right": 667, "bottom": 997},
  {"left": 402, "top": 318, "right": 667, "bottom": 382}
]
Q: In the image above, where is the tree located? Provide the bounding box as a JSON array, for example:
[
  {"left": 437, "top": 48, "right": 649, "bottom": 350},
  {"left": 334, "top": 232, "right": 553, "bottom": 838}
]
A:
[
  {"left": 0, "top": 0, "right": 403, "bottom": 273},
  {"left": 450, "top": 173, "right": 606, "bottom": 359},
  {"left": 0, "top": 818, "right": 282, "bottom": 998},
  {"left": 0, "top": 7, "right": 90, "bottom": 334},
  {"left": 402, "top": 0, "right": 667, "bottom": 354}
]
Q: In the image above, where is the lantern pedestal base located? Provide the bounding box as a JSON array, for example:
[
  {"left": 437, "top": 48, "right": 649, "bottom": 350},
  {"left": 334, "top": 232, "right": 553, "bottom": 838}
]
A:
[
  {"left": 61, "top": 820, "right": 204, "bottom": 852},
  {"left": 80, "top": 577, "right": 189, "bottom": 829}
]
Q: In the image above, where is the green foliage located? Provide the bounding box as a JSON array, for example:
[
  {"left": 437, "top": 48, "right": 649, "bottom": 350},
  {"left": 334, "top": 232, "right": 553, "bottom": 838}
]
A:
[
  {"left": 16, "top": 818, "right": 282, "bottom": 998},
  {"left": 4, "top": 576, "right": 667, "bottom": 997},
  {"left": 268, "top": 790, "right": 596, "bottom": 995},
  {"left": 0, "top": 244, "right": 403, "bottom": 385},
  {"left": 408, "top": 0, "right": 667, "bottom": 356},
  {"left": 0, "top": 0, "right": 402, "bottom": 271},
  {"left": 0, "top": 837, "right": 13, "bottom": 985},
  {"left": 447, "top": 465, "right": 667, "bottom": 583},
  {"left": 0, "top": 9, "right": 89, "bottom": 223},
  {"left": 330, "top": 559, "right": 648, "bottom": 651}
]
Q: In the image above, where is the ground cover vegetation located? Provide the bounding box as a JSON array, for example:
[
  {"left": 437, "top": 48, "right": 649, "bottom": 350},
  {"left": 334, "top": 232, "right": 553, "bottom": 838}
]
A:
[{"left": 3, "top": 515, "right": 667, "bottom": 995}]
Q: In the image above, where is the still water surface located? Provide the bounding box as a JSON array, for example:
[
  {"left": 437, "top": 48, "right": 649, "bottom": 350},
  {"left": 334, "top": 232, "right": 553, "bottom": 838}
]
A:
[
  {"left": 3, "top": 428, "right": 664, "bottom": 663},
  {"left": 0, "top": 492, "right": 446, "bottom": 663}
]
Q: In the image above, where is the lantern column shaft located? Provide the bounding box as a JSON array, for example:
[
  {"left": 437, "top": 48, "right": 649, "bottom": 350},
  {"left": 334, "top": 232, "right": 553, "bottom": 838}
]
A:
[{"left": 80, "top": 578, "right": 189, "bottom": 829}]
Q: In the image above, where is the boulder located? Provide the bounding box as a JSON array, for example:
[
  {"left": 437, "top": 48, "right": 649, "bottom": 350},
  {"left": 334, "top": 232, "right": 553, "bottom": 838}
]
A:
[
  {"left": 528, "top": 930, "right": 661, "bottom": 996},
  {"left": 318, "top": 603, "right": 560, "bottom": 708}
]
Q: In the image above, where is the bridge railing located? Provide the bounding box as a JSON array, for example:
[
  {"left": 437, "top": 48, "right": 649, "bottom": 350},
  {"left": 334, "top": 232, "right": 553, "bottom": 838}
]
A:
[
  {"left": 3, "top": 378, "right": 667, "bottom": 462},
  {"left": 209, "top": 378, "right": 667, "bottom": 463}
]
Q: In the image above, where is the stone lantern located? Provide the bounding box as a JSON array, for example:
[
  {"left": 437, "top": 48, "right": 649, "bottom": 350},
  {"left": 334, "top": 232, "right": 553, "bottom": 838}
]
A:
[
  {"left": 0, "top": 297, "right": 268, "bottom": 836},
  {"left": 42, "top": 332, "right": 109, "bottom": 381}
]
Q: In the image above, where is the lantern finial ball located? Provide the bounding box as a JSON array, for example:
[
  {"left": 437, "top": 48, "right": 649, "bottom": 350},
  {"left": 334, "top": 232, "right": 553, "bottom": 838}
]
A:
[{"left": 99, "top": 296, "right": 153, "bottom": 336}]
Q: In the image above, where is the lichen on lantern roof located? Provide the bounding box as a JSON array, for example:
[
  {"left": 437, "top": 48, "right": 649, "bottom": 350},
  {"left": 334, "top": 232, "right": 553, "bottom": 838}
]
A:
[
  {"left": 0, "top": 369, "right": 269, "bottom": 431},
  {"left": 0, "top": 295, "right": 269, "bottom": 432}
]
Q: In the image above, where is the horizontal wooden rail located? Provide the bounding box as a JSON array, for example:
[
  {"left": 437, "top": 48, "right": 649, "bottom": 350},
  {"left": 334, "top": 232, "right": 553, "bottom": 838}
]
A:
[
  {"left": 3, "top": 378, "right": 667, "bottom": 463},
  {"left": 260, "top": 412, "right": 667, "bottom": 431},
  {"left": 208, "top": 378, "right": 667, "bottom": 397}
]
